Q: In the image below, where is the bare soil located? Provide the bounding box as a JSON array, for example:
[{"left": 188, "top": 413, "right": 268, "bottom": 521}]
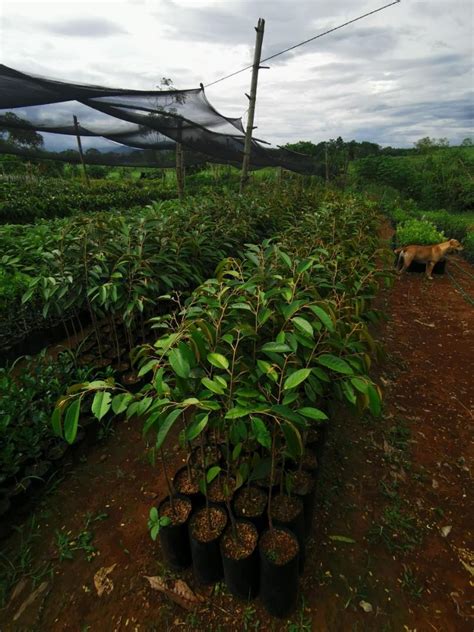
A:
[
  {"left": 207, "top": 476, "right": 235, "bottom": 504},
  {"left": 190, "top": 507, "right": 227, "bottom": 543},
  {"left": 270, "top": 494, "right": 303, "bottom": 523},
  {"left": 301, "top": 449, "right": 318, "bottom": 472},
  {"left": 221, "top": 522, "right": 257, "bottom": 560},
  {"left": 260, "top": 528, "right": 299, "bottom": 566},
  {"left": 234, "top": 486, "right": 267, "bottom": 519},
  {"left": 1, "top": 229, "right": 472, "bottom": 631},
  {"left": 290, "top": 470, "right": 314, "bottom": 496},
  {"left": 160, "top": 497, "right": 191, "bottom": 526},
  {"left": 174, "top": 466, "right": 200, "bottom": 495}
]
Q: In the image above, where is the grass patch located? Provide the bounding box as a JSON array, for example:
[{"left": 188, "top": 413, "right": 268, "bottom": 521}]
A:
[
  {"left": 55, "top": 512, "right": 108, "bottom": 562},
  {"left": 400, "top": 565, "right": 424, "bottom": 598},
  {"left": 369, "top": 501, "right": 422, "bottom": 553},
  {"left": 0, "top": 516, "right": 52, "bottom": 607}
]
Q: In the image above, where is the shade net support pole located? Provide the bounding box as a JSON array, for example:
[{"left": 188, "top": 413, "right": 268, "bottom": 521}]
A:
[{"left": 239, "top": 17, "right": 265, "bottom": 194}]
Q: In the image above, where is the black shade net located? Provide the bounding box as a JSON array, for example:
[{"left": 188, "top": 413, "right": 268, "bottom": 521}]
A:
[{"left": 0, "top": 65, "right": 316, "bottom": 173}]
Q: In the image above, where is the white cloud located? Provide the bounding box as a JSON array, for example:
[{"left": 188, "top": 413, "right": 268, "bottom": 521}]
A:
[{"left": 0, "top": 0, "right": 472, "bottom": 147}]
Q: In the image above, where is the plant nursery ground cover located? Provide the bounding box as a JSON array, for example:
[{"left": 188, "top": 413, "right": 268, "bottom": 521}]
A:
[{"left": 1, "top": 234, "right": 473, "bottom": 632}]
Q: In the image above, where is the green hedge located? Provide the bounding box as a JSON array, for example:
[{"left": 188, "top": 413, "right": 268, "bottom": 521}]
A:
[{"left": 0, "top": 178, "right": 177, "bottom": 223}]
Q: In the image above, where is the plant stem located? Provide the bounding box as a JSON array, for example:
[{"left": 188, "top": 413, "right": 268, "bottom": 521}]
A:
[
  {"left": 200, "top": 433, "right": 211, "bottom": 531},
  {"left": 267, "top": 423, "right": 277, "bottom": 531},
  {"left": 160, "top": 447, "right": 174, "bottom": 511}
]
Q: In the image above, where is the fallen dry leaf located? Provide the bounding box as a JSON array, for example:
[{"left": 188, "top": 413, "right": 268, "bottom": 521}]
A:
[
  {"left": 441, "top": 525, "right": 452, "bottom": 538},
  {"left": 414, "top": 319, "right": 435, "bottom": 328},
  {"left": 460, "top": 559, "right": 474, "bottom": 577},
  {"left": 144, "top": 576, "right": 205, "bottom": 611},
  {"left": 94, "top": 563, "right": 117, "bottom": 597},
  {"left": 13, "top": 581, "right": 49, "bottom": 622},
  {"left": 7, "top": 577, "right": 28, "bottom": 608}
]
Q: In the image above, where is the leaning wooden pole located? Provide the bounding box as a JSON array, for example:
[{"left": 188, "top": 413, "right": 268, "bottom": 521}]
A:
[
  {"left": 239, "top": 17, "right": 265, "bottom": 194},
  {"left": 176, "top": 121, "right": 185, "bottom": 200},
  {"left": 72, "top": 115, "right": 90, "bottom": 186}
]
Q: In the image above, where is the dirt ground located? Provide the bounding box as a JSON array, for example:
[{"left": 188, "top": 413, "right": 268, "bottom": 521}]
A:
[{"left": 1, "top": 234, "right": 473, "bottom": 632}]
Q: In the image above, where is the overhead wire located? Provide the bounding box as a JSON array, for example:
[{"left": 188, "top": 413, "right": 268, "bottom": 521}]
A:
[{"left": 204, "top": 0, "right": 401, "bottom": 88}]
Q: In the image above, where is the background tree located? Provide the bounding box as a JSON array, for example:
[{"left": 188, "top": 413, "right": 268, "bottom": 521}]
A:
[{"left": 0, "top": 112, "right": 44, "bottom": 150}]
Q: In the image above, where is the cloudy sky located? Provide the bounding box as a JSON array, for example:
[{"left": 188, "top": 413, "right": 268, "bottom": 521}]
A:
[{"left": 0, "top": 0, "right": 473, "bottom": 148}]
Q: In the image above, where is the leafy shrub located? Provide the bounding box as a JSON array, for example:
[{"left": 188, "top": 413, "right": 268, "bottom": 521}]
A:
[
  {"left": 354, "top": 149, "right": 474, "bottom": 212},
  {"left": 421, "top": 210, "right": 474, "bottom": 243},
  {"left": 396, "top": 219, "right": 445, "bottom": 246},
  {"left": 463, "top": 232, "right": 474, "bottom": 263},
  {"left": 0, "top": 178, "right": 177, "bottom": 224},
  {"left": 0, "top": 184, "right": 322, "bottom": 355},
  {"left": 53, "top": 194, "right": 388, "bottom": 526},
  {"left": 0, "top": 351, "right": 111, "bottom": 486}
]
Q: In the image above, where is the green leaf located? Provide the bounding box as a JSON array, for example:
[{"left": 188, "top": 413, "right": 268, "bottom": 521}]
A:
[
  {"left": 351, "top": 377, "right": 370, "bottom": 393},
  {"left": 169, "top": 348, "right": 190, "bottom": 379},
  {"left": 142, "top": 411, "right": 161, "bottom": 437},
  {"left": 342, "top": 380, "right": 357, "bottom": 405},
  {"left": 271, "top": 405, "right": 306, "bottom": 427},
  {"left": 258, "top": 307, "right": 272, "bottom": 326},
  {"left": 249, "top": 457, "right": 271, "bottom": 481},
  {"left": 51, "top": 406, "right": 62, "bottom": 437},
  {"left": 112, "top": 393, "right": 133, "bottom": 415},
  {"left": 150, "top": 525, "right": 159, "bottom": 541},
  {"left": 292, "top": 316, "right": 314, "bottom": 338},
  {"left": 64, "top": 398, "right": 81, "bottom": 444},
  {"left": 153, "top": 367, "right": 168, "bottom": 396},
  {"left": 214, "top": 375, "right": 227, "bottom": 389},
  {"left": 91, "top": 391, "right": 112, "bottom": 421},
  {"left": 283, "top": 368, "right": 311, "bottom": 390},
  {"left": 261, "top": 342, "right": 292, "bottom": 353},
  {"left": 138, "top": 359, "right": 159, "bottom": 377},
  {"left": 201, "top": 377, "right": 225, "bottom": 395},
  {"left": 282, "top": 392, "right": 299, "bottom": 406},
  {"left": 317, "top": 354, "right": 354, "bottom": 375},
  {"left": 186, "top": 413, "right": 209, "bottom": 442},
  {"left": 281, "top": 420, "right": 303, "bottom": 459},
  {"left": 297, "top": 407, "right": 328, "bottom": 421},
  {"left": 232, "top": 443, "right": 243, "bottom": 461},
  {"left": 225, "top": 407, "right": 251, "bottom": 419},
  {"left": 278, "top": 250, "right": 292, "bottom": 269},
  {"left": 296, "top": 259, "right": 313, "bottom": 274},
  {"left": 156, "top": 409, "right": 182, "bottom": 450},
  {"left": 367, "top": 384, "right": 382, "bottom": 416},
  {"left": 206, "top": 465, "right": 221, "bottom": 484},
  {"left": 257, "top": 359, "right": 278, "bottom": 382},
  {"left": 251, "top": 417, "right": 271, "bottom": 449},
  {"left": 182, "top": 397, "right": 201, "bottom": 406},
  {"left": 309, "top": 305, "right": 334, "bottom": 332},
  {"left": 230, "top": 302, "right": 253, "bottom": 311},
  {"left": 281, "top": 300, "right": 305, "bottom": 321},
  {"left": 329, "top": 535, "right": 356, "bottom": 544},
  {"left": 207, "top": 353, "right": 229, "bottom": 370}
]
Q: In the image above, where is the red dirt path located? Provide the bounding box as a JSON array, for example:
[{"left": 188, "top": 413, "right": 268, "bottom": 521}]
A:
[{"left": 1, "top": 238, "right": 473, "bottom": 631}]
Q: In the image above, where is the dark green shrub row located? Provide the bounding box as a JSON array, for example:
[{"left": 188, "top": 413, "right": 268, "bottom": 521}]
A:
[
  {"left": 55, "top": 190, "right": 388, "bottom": 506},
  {"left": 353, "top": 150, "right": 474, "bottom": 213},
  {"left": 0, "top": 184, "right": 321, "bottom": 356},
  {"left": 0, "top": 350, "right": 113, "bottom": 513},
  {"left": 0, "top": 178, "right": 177, "bottom": 224}
]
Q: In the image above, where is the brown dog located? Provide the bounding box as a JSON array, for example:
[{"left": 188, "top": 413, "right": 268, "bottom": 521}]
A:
[{"left": 394, "top": 239, "right": 463, "bottom": 279}]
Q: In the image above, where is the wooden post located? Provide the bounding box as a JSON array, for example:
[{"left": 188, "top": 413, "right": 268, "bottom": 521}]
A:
[
  {"left": 239, "top": 18, "right": 265, "bottom": 194},
  {"left": 176, "top": 121, "right": 185, "bottom": 200},
  {"left": 73, "top": 115, "right": 90, "bottom": 185},
  {"left": 325, "top": 142, "right": 329, "bottom": 184}
]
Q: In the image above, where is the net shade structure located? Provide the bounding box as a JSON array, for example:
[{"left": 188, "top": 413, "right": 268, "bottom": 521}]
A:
[{"left": 0, "top": 64, "right": 316, "bottom": 173}]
